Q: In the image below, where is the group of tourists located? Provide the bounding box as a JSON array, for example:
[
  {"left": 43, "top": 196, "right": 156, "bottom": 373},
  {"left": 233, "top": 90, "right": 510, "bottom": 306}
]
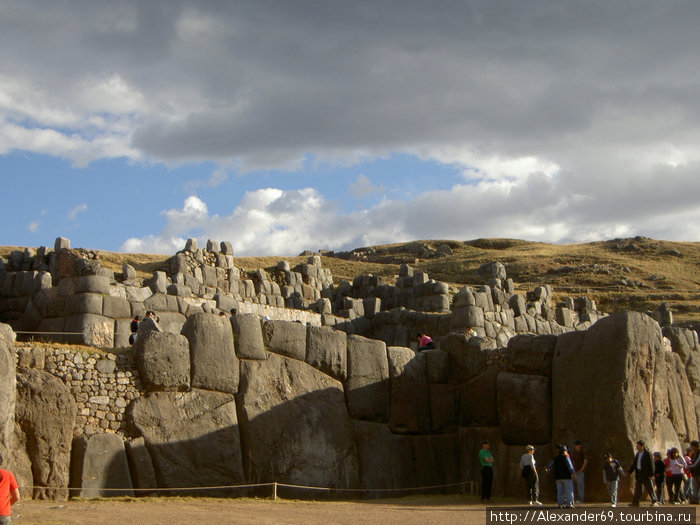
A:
[{"left": 478, "top": 439, "right": 700, "bottom": 508}]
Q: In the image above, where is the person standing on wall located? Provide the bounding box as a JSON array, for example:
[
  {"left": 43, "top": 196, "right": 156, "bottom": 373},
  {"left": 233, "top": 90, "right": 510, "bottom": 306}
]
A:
[
  {"left": 571, "top": 441, "right": 587, "bottom": 503},
  {"left": 479, "top": 441, "right": 494, "bottom": 503},
  {"left": 0, "top": 451, "right": 20, "bottom": 525}
]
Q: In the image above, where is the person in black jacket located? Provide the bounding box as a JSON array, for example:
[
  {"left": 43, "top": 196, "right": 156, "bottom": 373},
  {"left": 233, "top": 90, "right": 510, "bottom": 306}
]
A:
[
  {"left": 688, "top": 440, "right": 700, "bottom": 504},
  {"left": 546, "top": 445, "right": 577, "bottom": 508},
  {"left": 628, "top": 440, "right": 659, "bottom": 507}
]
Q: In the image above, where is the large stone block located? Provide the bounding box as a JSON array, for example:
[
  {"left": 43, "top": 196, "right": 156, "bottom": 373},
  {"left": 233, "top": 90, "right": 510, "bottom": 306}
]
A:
[
  {"left": 262, "top": 319, "right": 306, "bottom": 361},
  {"left": 552, "top": 311, "right": 671, "bottom": 502},
  {"left": 155, "top": 311, "right": 187, "bottom": 335},
  {"left": 70, "top": 433, "right": 134, "bottom": 498},
  {"left": 505, "top": 334, "right": 557, "bottom": 376},
  {"left": 74, "top": 275, "right": 111, "bottom": 294},
  {"left": 664, "top": 351, "right": 699, "bottom": 443},
  {"left": 126, "top": 437, "right": 157, "bottom": 495},
  {"left": 412, "top": 433, "right": 461, "bottom": 490},
  {"left": 345, "top": 335, "right": 389, "bottom": 421},
  {"left": 353, "top": 421, "right": 416, "bottom": 493},
  {"left": 16, "top": 368, "right": 76, "bottom": 499},
  {"left": 423, "top": 349, "right": 449, "bottom": 383},
  {"left": 134, "top": 330, "right": 191, "bottom": 391},
  {"left": 102, "top": 295, "right": 131, "bottom": 319},
  {"left": 459, "top": 367, "right": 500, "bottom": 426},
  {"left": 65, "top": 293, "right": 103, "bottom": 315},
  {"left": 232, "top": 313, "right": 266, "bottom": 360},
  {"left": 64, "top": 313, "right": 114, "bottom": 347},
  {"left": 387, "top": 347, "right": 430, "bottom": 433},
  {"left": 305, "top": 325, "right": 347, "bottom": 381},
  {"left": 237, "top": 353, "right": 359, "bottom": 489},
  {"left": 0, "top": 332, "right": 16, "bottom": 449},
  {"left": 181, "top": 313, "right": 239, "bottom": 394},
  {"left": 439, "top": 332, "right": 495, "bottom": 383},
  {"left": 129, "top": 390, "right": 243, "bottom": 495},
  {"left": 497, "top": 371, "right": 551, "bottom": 445},
  {"left": 429, "top": 383, "right": 459, "bottom": 433}
]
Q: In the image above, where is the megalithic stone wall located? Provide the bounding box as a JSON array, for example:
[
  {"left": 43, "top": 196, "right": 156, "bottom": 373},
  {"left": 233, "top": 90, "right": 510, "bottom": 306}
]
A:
[{"left": 2, "top": 308, "right": 699, "bottom": 502}]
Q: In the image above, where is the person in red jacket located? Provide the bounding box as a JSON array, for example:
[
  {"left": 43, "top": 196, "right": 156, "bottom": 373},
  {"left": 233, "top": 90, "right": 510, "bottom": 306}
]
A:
[{"left": 0, "top": 451, "right": 20, "bottom": 524}]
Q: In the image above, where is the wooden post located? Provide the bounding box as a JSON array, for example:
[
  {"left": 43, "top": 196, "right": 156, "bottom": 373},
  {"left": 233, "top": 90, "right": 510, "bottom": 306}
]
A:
[{"left": 272, "top": 481, "right": 277, "bottom": 501}]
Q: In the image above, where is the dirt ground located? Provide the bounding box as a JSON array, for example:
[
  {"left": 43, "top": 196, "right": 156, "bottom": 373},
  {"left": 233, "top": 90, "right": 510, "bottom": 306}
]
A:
[
  {"left": 9, "top": 495, "right": 486, "bottom": 525},
  {"left": 10, "top": 496, "right": 700, "bottom": 525}
]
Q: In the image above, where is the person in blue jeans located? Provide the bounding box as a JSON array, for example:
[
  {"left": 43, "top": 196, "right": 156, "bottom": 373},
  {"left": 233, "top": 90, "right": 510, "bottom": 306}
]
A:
[
  {"left": 547, "top": 445, "right": 577, "bottom": 508},
  {"left": 571, "top": 441, "right": 587, "bottom": 503},
  {"left": 603, "top": 453, "right": 625, "bottom": 507}
]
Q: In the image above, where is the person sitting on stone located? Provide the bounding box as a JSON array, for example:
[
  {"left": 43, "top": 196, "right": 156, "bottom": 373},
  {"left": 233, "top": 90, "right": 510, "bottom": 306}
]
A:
[
  {"left": 129, "top": 315, "right": 141, "bottom": 345},
  {"left": 417, "top": 333, "right": 435, "bottom": 351}
]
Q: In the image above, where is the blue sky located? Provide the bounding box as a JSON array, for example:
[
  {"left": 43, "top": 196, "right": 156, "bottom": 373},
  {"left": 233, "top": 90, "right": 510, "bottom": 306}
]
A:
[{"left": 1, "top": 1, "right": 699, "bottom": 255}]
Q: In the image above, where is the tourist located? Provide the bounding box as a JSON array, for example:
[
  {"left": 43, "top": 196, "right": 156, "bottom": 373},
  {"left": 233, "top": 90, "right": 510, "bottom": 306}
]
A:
[
  {"left": 683, "top": 447, "right": 693, "bottom": 502},
  {"left": 653, "top": 451, "right": 666, "bottom": 504},
  {"left": 520, "top": 445, "right": 542, "bottom": 506},
  {"left": 479, "top": 441, "right": 494, "bottom": 503},
  {"left": 666, "top": 448, "right": 687, "bottom": 504},
  {"left": 547, "top": 445, "right": 576, "bottom": 508},
  {"left": 572, "top": 440, "right": 587, "bottom": 503},
  {"left": 628, "top": 440, "right": 659, "bottom": 507},
  {"left": 0, "top": 451, "right": 20, "bottom": 524},
  {"left": 417, "top": 333, "right": 435, "bottom": 351},
  {"left": 129, "top": 315, "right": 141, "bottom": 345},
  {"left": 603, "top": 453, "right": 624, "bottom": 507},
  {"left": 688, "top": 441, "right": 700, "bottom": 503}
]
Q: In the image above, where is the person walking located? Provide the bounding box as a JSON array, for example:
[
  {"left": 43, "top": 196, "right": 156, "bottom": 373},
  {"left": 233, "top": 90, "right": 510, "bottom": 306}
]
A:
[
  {"left": 688, "top": 441, "right": 700, "bottom": 504},
  {"left": 653, "top": 452, "right": 666, "bottom": 504},
  {"left": 520, "top": 445, "right": 542, "bottom": 506},
  {"left": 603, "top": 453, "right": 625, "bottom": 507},
  {"left": 667, "top": 448, "right": 687, "bottom": 504},
  {"left": 628, "top": 440, "right": 659, "bottom": 507},
  {"left": 0, "top": 451, "right": 20, "bottom": 525},
  {"left": 547, "top": 445, "right": 577, "bottom": 508},
  {"left": 572, "top": 441, "right": 587, "bottom": 504},
  {"left": 479, "top": 441, "right": 494, "bottom": 503}
]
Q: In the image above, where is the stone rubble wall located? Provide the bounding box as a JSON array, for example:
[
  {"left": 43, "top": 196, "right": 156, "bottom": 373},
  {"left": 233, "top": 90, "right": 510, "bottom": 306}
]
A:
[{"left": 16, "top": 345, "right": 141, "bottom": 437}]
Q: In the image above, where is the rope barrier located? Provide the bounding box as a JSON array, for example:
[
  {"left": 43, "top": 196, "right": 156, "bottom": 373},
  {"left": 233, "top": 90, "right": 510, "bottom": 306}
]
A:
[{"left": 17, "top": 480, "right": 476, "bottom": 495}]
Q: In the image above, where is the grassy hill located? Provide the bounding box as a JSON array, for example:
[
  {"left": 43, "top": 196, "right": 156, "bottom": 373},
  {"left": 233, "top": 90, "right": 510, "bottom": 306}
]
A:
[{"left": 2, "top": 237, "right": 698, "bottom": 328}]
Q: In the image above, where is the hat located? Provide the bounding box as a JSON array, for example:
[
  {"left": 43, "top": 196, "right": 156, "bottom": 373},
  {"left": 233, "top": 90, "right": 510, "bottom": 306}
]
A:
[{"left": 526, "top": 445, "right": 535, "bottom": 451}]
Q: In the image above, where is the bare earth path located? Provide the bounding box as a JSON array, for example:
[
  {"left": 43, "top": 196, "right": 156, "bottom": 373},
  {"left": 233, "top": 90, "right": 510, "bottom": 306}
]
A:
[
  {"left": 10, "top": 496, "right": 485, "bottom": 525},
  {"left": 10, "top": 497, "right": 700, "bottom": 525}
]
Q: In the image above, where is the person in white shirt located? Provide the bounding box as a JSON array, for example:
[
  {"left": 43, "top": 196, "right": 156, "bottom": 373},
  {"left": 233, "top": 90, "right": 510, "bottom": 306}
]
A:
[{"left": 520, "top": 445, "right": 542, "bottom": 506}]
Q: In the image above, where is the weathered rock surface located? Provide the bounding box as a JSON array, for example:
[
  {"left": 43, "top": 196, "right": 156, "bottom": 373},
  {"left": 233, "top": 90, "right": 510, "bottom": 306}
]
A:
[
  {"left": 237, "top": 352, "right": 359, "bottom": 488},
  {"left": 664, "top": 351, "right": 699, "bottom": 443},
  {"left": 129, "top": 389, "right": 244, "bottom": 494},
  {"left": 232, "top": 313, "right": 266, "bottom": 360},
  {"left": 15, "top": 368, "right": 77, "bottom": 499},
  {"left": 70, "top": 433, "right": 134, "bottom": 498},
  {"left": 505, "top": 335, "right": 556, "bottom": 376},
  {"left": 496, "top": 371, "right": 551, "bottom": 445},
  {"left": 181, "top": 313, "right": 239, "bottom": 394},
  {"left": 134, "top": 330, "right": 190, "bottom": 391},
  {"left": 552, "top": 311, "right": 669, "bottom": 503},
  {"left": 345, "top": 335, "right": 389, "bottom": 421},
  {"left": 387, "top": 347, "right": 430, "bottom": 433},
  {"left": 353, "top": 421, "right": 416, "bottom": 493},
  {"left": 0, "top": 330, "right": 16, "bottom": 453},
  {"left": 126, "top": 437, "right": 157, "bottom": 495},
  {"left": 460, "top": 367, "right": 500, "bottom": 427},
  {"left": 305, "top": 325, "right": 347, "bottom": 380},
  {"left": 262, "top": 319, "right": 307, "bottom": 361},
  {"left": 439, "top": 332, "right": 495, "bottom": 383}
]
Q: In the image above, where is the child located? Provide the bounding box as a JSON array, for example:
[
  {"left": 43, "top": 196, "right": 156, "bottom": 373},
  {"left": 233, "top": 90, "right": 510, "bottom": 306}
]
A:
[{"left": 603, "top": 453, "right": 624, "bottom": 507}]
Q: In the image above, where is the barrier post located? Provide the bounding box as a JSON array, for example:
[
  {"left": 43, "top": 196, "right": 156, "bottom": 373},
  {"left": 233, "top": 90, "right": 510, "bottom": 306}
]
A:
[{"left": 272, "top": 482, "right": 277, "bottom": 501}]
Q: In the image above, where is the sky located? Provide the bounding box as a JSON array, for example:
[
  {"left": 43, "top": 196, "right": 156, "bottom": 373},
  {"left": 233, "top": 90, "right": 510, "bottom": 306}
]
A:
[{"left": 1, "top": 1, "right": 699, "bottom": 256}]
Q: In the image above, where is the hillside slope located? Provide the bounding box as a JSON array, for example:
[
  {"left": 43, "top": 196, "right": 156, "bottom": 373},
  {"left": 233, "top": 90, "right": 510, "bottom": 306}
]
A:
[{"left": 2, "top": 236, "right": 698, "bottom": 327}]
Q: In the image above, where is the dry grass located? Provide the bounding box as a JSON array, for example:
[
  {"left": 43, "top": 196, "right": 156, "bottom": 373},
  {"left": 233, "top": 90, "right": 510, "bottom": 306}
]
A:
[{"left": 2, "top": 237, "right": 698, "bottom": 327}]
